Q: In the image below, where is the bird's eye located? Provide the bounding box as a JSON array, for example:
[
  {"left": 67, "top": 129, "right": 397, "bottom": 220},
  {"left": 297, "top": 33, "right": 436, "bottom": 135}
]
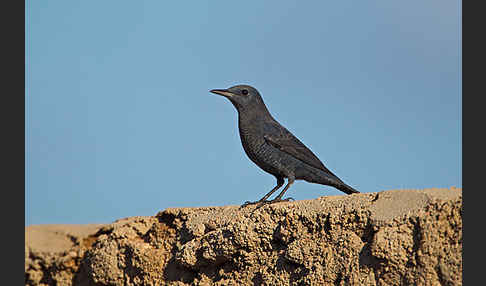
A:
[{"left": 242, "top": 89, "right": 248, "bottom": 95}]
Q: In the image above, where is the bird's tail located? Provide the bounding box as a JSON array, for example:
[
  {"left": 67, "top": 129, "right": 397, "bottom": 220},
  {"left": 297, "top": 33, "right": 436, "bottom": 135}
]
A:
[{"left": 336, "top": 183, "right": 360, "bottom": 195}]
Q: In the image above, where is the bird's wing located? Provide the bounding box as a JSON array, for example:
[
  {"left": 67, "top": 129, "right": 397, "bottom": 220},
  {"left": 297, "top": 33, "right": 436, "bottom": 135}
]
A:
[{"left": 263, "top": 122, "right": 338, "bottom": 177}]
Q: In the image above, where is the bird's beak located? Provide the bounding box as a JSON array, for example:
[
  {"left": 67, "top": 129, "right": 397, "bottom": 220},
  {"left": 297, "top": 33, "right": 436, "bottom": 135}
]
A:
[{"left": 210, "top": 89, "right": 234, "bottom": 97}]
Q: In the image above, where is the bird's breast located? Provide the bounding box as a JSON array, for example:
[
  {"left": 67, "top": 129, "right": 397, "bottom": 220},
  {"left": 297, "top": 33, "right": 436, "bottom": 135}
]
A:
[
  {"left": 238, "top": 122, "right": 288, "bottom": 176},
  {"left": 238, "top": 125, "right": 264, "bottom": 160}
]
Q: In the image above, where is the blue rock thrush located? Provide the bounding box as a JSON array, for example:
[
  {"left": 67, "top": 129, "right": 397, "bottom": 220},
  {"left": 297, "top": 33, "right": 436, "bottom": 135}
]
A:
[{"left": 210, "top": 85, "right": 359, "bottom": 206}]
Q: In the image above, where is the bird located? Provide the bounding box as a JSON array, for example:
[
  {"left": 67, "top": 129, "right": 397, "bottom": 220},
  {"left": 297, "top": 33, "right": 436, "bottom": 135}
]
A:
[{"left": 210, "top": 84, "right": 359, "bottom": 206}]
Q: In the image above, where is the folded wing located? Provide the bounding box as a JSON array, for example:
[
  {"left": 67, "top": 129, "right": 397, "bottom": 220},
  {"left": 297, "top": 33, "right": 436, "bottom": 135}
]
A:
[{"left": 263, "top": 122, "right": 338, "bottom": 178}]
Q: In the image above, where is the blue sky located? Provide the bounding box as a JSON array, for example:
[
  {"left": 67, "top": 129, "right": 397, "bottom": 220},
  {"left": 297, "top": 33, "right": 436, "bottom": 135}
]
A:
[{"left": 26, "top": 1, "right": 461, "bottom": 225}]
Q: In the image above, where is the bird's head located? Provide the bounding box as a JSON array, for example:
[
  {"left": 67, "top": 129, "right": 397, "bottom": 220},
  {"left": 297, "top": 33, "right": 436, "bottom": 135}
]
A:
[{"left": 210, "top": 85, "right": 266, "bottom": 112}]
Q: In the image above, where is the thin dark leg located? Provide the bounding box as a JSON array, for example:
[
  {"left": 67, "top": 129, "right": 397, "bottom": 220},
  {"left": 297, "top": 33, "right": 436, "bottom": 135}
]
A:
[
  {"left": 241, "top": 176, "right": 284, "bottom": 207},
  {"left": 257, "top": 176, "right": 285, "bottom": 202},
  {"left": 272, "top": 176, "right": 295, "bottom": 201}
]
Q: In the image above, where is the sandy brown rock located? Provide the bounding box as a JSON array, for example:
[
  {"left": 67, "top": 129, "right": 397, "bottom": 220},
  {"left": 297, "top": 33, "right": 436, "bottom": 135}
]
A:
[
  {"left": 25, "top": 224, "right": 106, "bottom": 285},
  {"left": 25, "top": 187, "right": 462, "bottom": 286}
]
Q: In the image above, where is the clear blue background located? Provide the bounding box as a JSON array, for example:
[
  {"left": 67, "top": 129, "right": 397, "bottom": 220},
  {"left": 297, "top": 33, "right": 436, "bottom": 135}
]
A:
[{"left": 26, "top": 1, "right": 461, "bottom": 225}]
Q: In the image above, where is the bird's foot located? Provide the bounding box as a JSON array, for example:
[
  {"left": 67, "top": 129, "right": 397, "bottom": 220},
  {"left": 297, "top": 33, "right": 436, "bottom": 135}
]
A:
[
  {"left": 267, "top": 197, "right": 294, "bottom": 204},
  {"left": 240, "top": 200, "right": 260, "bottom": 208},
  {"left": 240, "top": 197, "right": 294, "bottom": 208}
]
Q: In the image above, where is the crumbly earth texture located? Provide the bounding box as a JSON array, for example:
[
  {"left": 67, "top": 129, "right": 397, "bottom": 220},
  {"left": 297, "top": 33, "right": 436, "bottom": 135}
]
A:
[{"left": 25, "top": 187, "right": 462, "bottom": 286}]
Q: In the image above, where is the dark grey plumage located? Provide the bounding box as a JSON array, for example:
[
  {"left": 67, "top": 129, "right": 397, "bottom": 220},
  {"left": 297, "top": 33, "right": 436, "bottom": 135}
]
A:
[{"left": 210, "top": 84, "right": 359, "bottom": 206}]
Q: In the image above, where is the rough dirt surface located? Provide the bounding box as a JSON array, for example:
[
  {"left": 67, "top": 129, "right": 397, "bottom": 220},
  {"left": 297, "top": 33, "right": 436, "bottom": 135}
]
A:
[{"left": 25, "top": 187, "right": 462, "bottom": 286}]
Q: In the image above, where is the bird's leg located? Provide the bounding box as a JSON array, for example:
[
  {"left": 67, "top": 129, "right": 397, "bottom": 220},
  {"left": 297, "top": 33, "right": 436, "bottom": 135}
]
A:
[
  {"left": 241, "top": 176, "right": 284, "bottom": 207},
  {"left": 258, "top": 176, "right": 285, "bottom": 202},
  {"left": 269, "top": 176, "right": 295, "bottom": 203}
]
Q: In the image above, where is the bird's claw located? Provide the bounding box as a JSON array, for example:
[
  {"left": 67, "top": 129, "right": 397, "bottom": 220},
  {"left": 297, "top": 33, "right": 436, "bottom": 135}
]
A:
[
  {"left": 240, "top": 200, "right": 260, "bottom": 208},
  {"left": 240, "top": 197, "right": 294, "bottom": 208},
  {"left": 266, "top": 197, "right": 294, "bottom": 204}
]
